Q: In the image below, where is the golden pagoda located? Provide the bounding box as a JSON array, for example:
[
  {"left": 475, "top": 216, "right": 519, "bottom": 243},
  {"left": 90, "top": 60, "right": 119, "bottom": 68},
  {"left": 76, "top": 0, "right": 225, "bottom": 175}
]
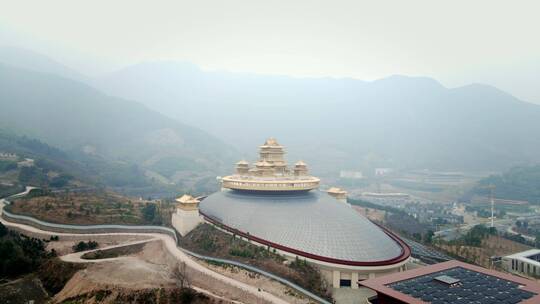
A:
[{"left": 221, "top": 138, "right": 320, "bottom": 192}]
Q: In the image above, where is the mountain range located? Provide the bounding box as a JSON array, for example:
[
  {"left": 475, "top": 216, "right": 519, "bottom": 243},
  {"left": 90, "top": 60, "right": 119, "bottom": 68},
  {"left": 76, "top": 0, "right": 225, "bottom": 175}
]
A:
[
  {"left": 92, "top": 61, "right": 540, "bottom": 175},
  {"left": 2, "top": 46, "right": 540, "bottom": 180},
  {"left": 0, "top": 52, "right": 238, "bottom": 196}
]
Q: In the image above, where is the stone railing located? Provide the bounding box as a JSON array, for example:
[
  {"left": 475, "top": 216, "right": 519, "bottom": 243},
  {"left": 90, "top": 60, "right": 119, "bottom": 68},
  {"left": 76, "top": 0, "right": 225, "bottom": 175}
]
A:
[{"left": 222, "top": 177, "right": 320, "bottom": 191}]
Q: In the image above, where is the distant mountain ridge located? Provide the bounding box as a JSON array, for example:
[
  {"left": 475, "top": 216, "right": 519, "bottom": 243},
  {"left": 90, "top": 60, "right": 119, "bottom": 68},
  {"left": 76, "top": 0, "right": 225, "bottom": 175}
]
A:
[
  {"left": 472, "top": 164, "right": 540, "bottom": 204},
  {"left": 92, "top": 62, "right": 540, "bottom": 174},
  {"left": 3, "top": 47, "right": 540, "bottom": 176},
  {"left": 0, "top": 129, "right": 94, "bottom": 189},
  {"left": 0, "top": 63, "right": 238, "bottom": 194},
  {"left": 0, "top": 46, "right": 86, "bottom": 81}
]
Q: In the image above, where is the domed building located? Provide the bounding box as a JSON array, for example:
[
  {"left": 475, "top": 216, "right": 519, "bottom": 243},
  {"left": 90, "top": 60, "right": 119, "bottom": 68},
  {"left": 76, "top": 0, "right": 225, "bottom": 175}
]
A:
[{"left": 193, "top": 138, "right": 411, "bottom": 289}]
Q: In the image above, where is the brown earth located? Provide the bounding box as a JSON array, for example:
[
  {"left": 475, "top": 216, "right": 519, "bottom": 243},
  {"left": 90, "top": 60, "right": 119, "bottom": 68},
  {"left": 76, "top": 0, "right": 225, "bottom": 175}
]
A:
[
  {"left": 0, "top": 226, "right": 278, "bottom": 303},
  {"left": 8, "top": 191, "right": 174, "bottom": 225},
  {"left": 179, "top": 223, "right": 332, "bottom": 301},
  {"left": 43, "top": 233, "right": 154, "bottom": 256},
  {"left": 201, "top": 261, "right": 313, "bottom": 304},
  {"left": 81, "top": 242, "right": 146, "bottom": 260},
  {"left": 0, "top": 275, "right": 49, "bottom": 304},
  {"left": 352, "top": 205, "right": 386, "bottom": 222},
  {"left": 54, "top": 240, "right": 274, "bottom": 304},
  {"left": 436, "top": 235, "right": 532, "bottom": 268}
]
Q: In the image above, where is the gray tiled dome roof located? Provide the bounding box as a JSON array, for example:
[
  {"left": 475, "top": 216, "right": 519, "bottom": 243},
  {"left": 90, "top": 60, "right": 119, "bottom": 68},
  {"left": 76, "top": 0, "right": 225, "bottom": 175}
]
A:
[{"left": 199, "top": 190, "right": 405, "bottom": 263}]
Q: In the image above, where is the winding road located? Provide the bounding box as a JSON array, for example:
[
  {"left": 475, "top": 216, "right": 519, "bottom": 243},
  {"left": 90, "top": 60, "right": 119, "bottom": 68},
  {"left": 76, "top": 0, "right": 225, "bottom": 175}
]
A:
[
  {"left": 0, "top": 189, "right": 292, "bottom": 304},
  {"left": 59, "top": 237, "right": 160, "bottom": 263}
]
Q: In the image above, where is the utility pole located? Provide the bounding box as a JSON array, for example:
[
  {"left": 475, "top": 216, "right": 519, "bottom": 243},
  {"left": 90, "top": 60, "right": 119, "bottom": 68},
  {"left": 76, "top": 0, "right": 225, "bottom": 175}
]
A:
[{"left": 489, "top": 184, "right": 495, "bottom": 227}]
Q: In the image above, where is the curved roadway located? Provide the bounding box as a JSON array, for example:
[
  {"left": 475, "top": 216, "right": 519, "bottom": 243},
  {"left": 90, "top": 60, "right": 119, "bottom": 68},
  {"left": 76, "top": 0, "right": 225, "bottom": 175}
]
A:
[{"left": 1, "top": 188, "right": 331, "bottom": 304}]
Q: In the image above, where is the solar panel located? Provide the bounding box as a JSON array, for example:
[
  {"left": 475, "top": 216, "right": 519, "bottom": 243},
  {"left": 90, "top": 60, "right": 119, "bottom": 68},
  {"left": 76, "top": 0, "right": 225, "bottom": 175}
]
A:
[
  {"left": 387, "top": 266, "right": 538, "bottom": 304},
  {"left": 435, "top": 275, "right": 461, "bottom": 285},
  {"left": 421, "top": 294, "right": 434, "bottom": 301},
  {"left": 506, "top": 296, "right": 523, "bottom": 304},
  {"left": 521, "top": 293, "right": 533, "bottom": 299}
]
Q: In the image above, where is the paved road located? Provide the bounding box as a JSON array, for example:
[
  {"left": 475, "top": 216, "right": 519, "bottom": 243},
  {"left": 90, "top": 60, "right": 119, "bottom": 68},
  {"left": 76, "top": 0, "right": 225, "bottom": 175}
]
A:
[
  {"left": 0, "top": 195, "right": 290, "bottom": 304},
  {"left": 2, "top": 188, "right": 333, "bottom": 304},
  {"left": 60, "top": 237, "right": 159, "bottom": 263},
  {"left": 506, "top": 225, "right": 536, "bottom": 242},
  {"left": 44, "top": 236, "right": 247, "bottom": 304},
  {"left": 435, "top": 218, "right": 516, "bottom": 241},
  {"left": 402, "top": 237, "right": 451, "bottom": 264}
]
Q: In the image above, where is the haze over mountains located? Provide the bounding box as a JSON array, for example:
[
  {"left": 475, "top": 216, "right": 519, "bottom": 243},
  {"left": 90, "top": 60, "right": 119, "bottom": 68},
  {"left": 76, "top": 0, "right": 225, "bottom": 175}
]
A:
[
  {"left": 0, "top": 52, "right": 238, "bottom": 195},
  {"left": 94, "top": 61, "right": 540, "bottom": 174},
  {"left": 2, "top": 47, "right": 540, "bottom": 179}
]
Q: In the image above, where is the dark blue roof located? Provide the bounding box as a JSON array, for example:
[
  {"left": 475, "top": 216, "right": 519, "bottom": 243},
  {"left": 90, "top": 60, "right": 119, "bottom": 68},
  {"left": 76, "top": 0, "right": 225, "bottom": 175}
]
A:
[{"left": 388, "top": 266, "right": 536, "bottom": 304}]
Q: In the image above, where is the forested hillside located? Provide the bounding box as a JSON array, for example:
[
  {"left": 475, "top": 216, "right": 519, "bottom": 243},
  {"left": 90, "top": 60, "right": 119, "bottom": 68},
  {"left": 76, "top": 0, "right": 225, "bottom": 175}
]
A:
[
  {"left": 473, "top": 165, "right": 540, "bottom": 204},
  {"left": 0, "top": 64, "right": 239, "bottom": 195}
]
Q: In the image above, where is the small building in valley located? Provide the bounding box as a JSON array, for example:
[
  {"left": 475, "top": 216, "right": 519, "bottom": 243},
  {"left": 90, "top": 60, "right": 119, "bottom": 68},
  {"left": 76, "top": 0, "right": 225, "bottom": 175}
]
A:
[{"left": 503, "top": 249, "right": 540, "bottom": 279}]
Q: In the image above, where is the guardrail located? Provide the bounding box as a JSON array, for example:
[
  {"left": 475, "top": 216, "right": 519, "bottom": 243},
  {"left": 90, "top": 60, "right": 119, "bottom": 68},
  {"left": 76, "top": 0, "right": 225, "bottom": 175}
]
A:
[
  {"left": 1, "top": 191, "right": 178, "bottom": 243},
  {"left": 179, "top": 246, "right": 332, "bottom": 304},
  {"left": 1, "top": 209, "right": 178, "bottom": 242},
  {"left": 1, "top": 190, "right": 330, "bottom": 304}
]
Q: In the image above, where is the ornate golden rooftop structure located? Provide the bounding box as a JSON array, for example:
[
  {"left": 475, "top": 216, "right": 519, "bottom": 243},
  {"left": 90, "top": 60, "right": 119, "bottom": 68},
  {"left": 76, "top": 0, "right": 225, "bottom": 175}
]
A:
[
  {"left": 175, "top": 194, "right": 201, "bottom": 211},
  {"left": 327, "top": 187, "right": 348, "bottom": 201},
  {"left": 221, "top": 138, "right": 320, "bottom": 192}
]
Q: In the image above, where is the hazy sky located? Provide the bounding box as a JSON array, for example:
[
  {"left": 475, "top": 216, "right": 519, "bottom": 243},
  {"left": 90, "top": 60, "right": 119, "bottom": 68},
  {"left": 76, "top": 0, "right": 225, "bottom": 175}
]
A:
[{"left": 1, "top": 0, "right": 539, "bottom": 103}]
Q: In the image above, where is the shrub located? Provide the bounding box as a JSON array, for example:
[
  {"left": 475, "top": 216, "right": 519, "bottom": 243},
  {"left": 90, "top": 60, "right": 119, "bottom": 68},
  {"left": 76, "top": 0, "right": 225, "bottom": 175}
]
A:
[
  {"left": 0, "top": 230, "right": 48, "bottom": 279},
  {"left": 0, "top": 222, "right": 6, "bottom": 237},
  {"left": 72, "top": 240, "right": 99, "bottom": 252}
]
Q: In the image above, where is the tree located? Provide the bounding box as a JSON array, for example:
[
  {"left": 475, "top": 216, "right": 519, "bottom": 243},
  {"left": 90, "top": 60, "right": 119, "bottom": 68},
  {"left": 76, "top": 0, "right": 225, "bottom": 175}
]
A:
[
  {"left": 0, "top": 160, "right": 17, "bottom": 172},
  {"left": 72, "top": 240, "right": 99, "bottom": 252},
  {"left": 424, "top": 230, "right": 435, "bottom": 244},
  {"left": 0, "top": 232, "right": 48, "bottom": 279},
  {"left": 49, "top": 174, "right": 72, "bottom": 188},
  {"left": 18, "top": 166, "right": 47, "bottom": 186},
  {"left": 73, "top": 241, "right": 88, "bottom": 252},
  {"left": 88, "top": 241, "right": 98, "bottom": 250},
  {"left": 172, "top": 262, "right": 190, "bottom": 289},
  {"left": 0, "top": 222, "right": 7, "bottom": 237},
  {"left": 142, "top": 203, "right": 157, "bottom": 223}
]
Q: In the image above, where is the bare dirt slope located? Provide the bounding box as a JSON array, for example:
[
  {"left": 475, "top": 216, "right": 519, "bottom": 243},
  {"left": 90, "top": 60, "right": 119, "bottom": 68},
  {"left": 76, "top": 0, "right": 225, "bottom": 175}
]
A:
[{"left": 55, "top": 240, "right": 275, "bottom": 304}]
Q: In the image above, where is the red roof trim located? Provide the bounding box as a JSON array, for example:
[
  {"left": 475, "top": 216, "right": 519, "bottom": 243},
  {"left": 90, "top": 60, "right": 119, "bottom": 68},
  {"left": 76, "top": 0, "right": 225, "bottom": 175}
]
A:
[{"left": 200, "top": 210, "right": 411, "bottom": 266}]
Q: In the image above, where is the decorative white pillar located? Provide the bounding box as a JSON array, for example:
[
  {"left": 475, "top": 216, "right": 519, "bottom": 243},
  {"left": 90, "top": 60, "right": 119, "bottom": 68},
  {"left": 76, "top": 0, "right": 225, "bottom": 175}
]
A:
[
  {"left": 172, "top": 194, "right": 203, "bottom": 236},
  {"left": 332, "top": 270, "right": 341, "bottom": 288},
  {"left": 351, "top": 272, "right": 359, "bottom": 289}
]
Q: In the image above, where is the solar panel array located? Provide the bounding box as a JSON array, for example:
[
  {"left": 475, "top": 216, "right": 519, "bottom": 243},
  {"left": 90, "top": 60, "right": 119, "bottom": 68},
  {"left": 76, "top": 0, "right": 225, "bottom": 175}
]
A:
[{"left": 388, "top": 266, "right": 536, "bottom": 304}]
